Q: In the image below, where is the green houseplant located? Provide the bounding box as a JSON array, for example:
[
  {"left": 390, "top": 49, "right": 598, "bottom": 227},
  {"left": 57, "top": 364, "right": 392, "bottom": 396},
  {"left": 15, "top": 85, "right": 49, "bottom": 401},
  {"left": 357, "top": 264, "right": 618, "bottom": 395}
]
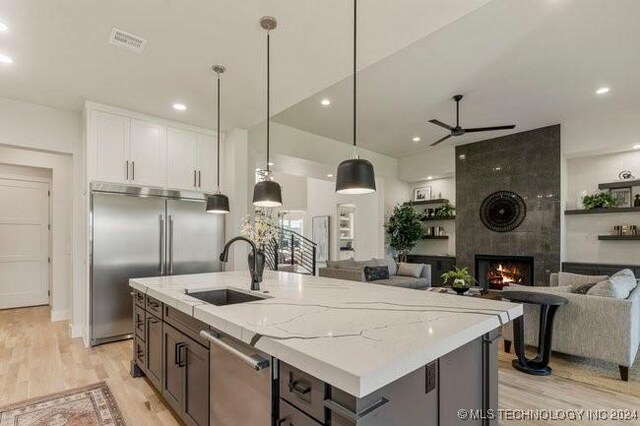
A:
[
  {"left": 582, "top": 191, "right": 618, "bottom": 209},
  {"left": 435, "top": 202, "right": 456, "bottom": 218},
  {"left": 385, "top": 204, "right": 423, "bottom": 262},
  {"left": 441, "top": 267, "right": 477, "bottom": 295}
]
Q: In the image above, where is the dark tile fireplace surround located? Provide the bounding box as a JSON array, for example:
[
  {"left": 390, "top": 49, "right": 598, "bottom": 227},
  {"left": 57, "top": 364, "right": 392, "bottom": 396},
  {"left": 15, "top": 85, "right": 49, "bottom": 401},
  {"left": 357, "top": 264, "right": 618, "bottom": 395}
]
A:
[{"left": 456, "top": 125, "right": 561, "bottom": 287}]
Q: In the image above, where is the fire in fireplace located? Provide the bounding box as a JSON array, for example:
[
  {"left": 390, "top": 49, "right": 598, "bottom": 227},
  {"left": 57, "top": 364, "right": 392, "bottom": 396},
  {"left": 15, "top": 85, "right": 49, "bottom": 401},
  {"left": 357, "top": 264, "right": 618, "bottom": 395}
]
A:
[{"left": 475, "top": 255, "right": 534, "bottom": 290}]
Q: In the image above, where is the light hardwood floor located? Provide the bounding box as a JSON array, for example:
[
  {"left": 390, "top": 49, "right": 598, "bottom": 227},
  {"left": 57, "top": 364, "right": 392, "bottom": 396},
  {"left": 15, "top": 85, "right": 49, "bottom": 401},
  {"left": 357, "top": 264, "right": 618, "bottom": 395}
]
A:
[{"left": 1, "top": 306, "right": 639, "bottom": 425}]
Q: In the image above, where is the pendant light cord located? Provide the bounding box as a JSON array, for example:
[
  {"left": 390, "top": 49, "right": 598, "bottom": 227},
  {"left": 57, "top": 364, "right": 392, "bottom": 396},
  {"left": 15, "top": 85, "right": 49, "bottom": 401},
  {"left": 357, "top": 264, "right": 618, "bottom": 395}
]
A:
[
  {"left": 353, "top": 0, "right": 357, "bottom": 152},
  {"left": 216, "top": 73, "right": 221, "bottom": 191},
  {"left": 266, "top": 30, "right": 271, "bottom": 173}
]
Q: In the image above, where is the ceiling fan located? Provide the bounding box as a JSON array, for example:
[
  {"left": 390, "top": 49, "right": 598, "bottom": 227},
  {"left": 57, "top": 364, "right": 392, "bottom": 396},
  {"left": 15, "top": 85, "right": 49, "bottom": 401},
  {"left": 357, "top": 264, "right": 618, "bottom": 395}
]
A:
[{"left": 428, "top": 94, "right": 516, "bottom": 146}]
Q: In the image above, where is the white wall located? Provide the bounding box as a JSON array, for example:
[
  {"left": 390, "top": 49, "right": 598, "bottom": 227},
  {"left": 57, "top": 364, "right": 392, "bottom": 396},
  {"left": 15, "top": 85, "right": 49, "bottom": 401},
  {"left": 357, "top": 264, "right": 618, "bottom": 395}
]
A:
[
  {"left": 274, "top": 172, "right": 307, "bottom": 211},
  {"left": 565, "top": 150, "right": 640, "bottom": 264}
]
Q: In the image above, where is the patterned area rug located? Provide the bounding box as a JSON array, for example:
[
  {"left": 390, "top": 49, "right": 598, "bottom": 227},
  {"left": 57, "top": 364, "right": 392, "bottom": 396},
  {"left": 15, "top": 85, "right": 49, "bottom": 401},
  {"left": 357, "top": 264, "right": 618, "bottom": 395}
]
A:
[{"left": 0, "top": 382, "right": 126, "bottom": 425}]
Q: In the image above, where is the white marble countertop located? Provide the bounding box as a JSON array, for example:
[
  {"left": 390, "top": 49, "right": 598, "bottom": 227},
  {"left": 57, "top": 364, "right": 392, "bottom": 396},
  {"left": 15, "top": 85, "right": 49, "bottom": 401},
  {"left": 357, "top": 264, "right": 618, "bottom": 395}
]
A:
[{"left": 130, "top": 271, "right": 522, "bottom": 397}]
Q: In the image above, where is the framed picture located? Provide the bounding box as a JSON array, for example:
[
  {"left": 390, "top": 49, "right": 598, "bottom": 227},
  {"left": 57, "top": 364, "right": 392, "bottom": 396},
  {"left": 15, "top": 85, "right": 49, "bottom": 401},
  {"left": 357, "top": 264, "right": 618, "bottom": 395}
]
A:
[
  {"left": 414, "top": 186, "right": 432, "bottom": 202},
  {"left": 611, "top": 187, "right": 632, "bottom": 208},
  {"left": 312, "top": 216, "right": 330, "bottom": 263}
]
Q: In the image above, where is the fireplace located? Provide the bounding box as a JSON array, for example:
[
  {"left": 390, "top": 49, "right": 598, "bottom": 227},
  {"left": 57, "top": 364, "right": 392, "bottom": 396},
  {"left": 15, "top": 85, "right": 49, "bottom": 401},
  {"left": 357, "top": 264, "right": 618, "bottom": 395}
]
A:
[{"left": 475, "top": 255, "right": 534, "bottom": 290}]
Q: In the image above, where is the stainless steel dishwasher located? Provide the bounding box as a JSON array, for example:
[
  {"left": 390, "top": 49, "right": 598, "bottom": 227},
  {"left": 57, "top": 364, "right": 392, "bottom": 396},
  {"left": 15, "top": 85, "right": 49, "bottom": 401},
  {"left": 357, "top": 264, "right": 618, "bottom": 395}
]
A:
[{"left": 200, "top": 330, "right": 272, "bottom": 426}]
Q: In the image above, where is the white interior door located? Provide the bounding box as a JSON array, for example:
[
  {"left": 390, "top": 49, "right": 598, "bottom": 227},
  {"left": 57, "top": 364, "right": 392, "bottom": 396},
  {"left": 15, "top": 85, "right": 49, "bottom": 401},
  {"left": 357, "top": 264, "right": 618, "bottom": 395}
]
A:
[{"left": 0, "top": 178, "right": 49, "bottom": 309}]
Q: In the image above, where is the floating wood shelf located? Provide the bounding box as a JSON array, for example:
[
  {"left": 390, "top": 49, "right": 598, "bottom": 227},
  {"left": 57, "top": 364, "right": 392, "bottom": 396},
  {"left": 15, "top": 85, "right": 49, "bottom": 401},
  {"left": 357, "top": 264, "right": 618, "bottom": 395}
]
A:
[
  {"left": 598, "top": 180, "right": 640, "bottom": 190},
  {"left": 422, "top": 235, "right": 449, "bottom": 240},
  {"left": 565, "top": 207, "right": 640, "bottom": 215},
  {"left": 421, "top": 216, "right": 455, "bottom": 222},
  {"left": 598, "top": 235, "right": 640, "bottom": 241},
  {"left": 406, "top": 199, "right": 450, "bottom": 206}
]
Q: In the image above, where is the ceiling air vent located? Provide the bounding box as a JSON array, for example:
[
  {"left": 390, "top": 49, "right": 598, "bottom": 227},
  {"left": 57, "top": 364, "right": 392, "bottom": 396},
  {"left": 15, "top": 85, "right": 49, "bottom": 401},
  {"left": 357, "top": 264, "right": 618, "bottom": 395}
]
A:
[{"left": 108, "top": 27, "right": 147, "bottom": 54}]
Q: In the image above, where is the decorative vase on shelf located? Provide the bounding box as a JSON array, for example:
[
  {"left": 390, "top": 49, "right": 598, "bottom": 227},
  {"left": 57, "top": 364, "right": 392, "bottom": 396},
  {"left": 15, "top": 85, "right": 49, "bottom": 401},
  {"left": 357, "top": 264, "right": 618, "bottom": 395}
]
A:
[
  {"left": 248, "top": 250, "right": 266, "bottom": 283},
  {"left": 451, "top": 278, "right": 470, "bottom": 295}
]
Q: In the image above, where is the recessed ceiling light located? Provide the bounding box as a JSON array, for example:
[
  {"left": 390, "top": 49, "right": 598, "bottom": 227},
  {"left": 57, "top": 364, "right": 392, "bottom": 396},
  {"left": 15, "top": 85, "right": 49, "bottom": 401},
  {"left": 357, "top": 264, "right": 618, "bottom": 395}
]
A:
[
  {"left": 596, "top": 87, "right": 610, "bottom": 95},
  {"left": 633, "top": 144, "right": 640, "bottom": 150},
  {"left": 412, "top": 137, "right": 421, "bottom": 142},
  {"left": 172, "top": 103, "right": 187, "bottom": 111},
  {"left": 327, "top": 174, "right": 334, "bottom": 178},
  {"left": 426, "top": 176, "right": 433, "bottom": 180},
  {"left": 320, "top": 99, "right": 331, "bottom": 106},
  {"left": 0, "top": 53, "right": 13, "bottom": 64},
  {"left": 0, "top": 22, "right": 8, "bottom": 32}
]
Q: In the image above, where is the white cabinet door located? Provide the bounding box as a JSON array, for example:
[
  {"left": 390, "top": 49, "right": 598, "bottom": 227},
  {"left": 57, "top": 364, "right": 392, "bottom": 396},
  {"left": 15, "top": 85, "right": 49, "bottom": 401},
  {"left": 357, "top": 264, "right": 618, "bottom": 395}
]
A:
[
  {"left": 93, "top": 111, "right": 129, "bottom": 184},
  {"left": 197, "top": 133, "right": 218, "bottom": 193},
  {"left": 167, "top": 127, "right": 198, "bottom": 191},
  {"left": 130, "top": 119, "right": 167, "bottom": 187}
]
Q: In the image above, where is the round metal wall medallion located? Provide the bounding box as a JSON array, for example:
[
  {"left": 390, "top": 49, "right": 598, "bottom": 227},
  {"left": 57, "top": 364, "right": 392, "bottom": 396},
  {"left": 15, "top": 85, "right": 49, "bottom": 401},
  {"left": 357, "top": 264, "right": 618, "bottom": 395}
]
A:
[{"left": 479, "top": 191, "right": 526, "bottom": 232}]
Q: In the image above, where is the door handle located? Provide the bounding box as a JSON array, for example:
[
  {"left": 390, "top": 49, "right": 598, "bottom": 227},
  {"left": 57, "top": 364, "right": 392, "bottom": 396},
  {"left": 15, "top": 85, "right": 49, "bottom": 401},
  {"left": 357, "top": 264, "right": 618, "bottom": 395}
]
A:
[
  {"left": 200, "top": 330, "right": 270, "bottom": 371},
  {"left": 198, "top": 170, "right": 201, "bottom": 188},
  {"left": 168, "top": 215, "right": 174, "bottom": 275},
  {"left": 125, "top": 160, "right": 129, "bottom": 180},
  {"left": 159, "top": 215, "right": 165, "bottom": 275}
]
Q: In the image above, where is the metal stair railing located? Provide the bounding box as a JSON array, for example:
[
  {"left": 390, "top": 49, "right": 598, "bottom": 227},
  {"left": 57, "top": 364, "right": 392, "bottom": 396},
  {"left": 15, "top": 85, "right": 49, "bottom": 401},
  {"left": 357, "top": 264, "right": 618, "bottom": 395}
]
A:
[{"left": 264, "top": 227, "right": 317, "bottom": 276}]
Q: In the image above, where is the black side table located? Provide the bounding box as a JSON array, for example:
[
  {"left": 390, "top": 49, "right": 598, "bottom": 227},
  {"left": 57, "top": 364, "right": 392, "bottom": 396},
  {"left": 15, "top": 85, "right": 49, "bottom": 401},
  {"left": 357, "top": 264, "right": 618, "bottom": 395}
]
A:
[{"left": 502, "top": 290, "right": 568, "bottom": 376}]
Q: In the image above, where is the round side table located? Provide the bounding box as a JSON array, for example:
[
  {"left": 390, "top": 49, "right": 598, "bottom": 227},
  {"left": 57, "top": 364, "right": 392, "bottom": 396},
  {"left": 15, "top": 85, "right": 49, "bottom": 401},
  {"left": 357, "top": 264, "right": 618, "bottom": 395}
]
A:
[{"left": 502, "top": 290, "right": 568, "bottom": 376}]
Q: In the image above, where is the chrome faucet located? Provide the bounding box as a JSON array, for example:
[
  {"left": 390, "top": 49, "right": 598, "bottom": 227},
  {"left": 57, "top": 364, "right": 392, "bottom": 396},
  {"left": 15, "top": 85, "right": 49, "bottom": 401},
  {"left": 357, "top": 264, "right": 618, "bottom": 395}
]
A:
[{"left": 219, "top": 236, "right": 260, "bottom": 291}]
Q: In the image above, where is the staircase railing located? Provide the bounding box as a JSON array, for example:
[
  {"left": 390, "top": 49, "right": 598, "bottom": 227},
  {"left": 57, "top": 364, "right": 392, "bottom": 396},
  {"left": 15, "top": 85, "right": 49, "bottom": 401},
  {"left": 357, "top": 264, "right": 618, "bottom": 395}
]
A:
[{"left": 264, "top": 227, "right": 317, "bottom": 276}]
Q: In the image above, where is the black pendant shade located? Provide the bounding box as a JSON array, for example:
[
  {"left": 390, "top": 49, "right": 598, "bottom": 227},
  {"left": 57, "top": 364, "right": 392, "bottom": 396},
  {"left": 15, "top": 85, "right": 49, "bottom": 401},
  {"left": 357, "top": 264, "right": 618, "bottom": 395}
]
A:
[
  {"left": 252, "top": 180, "right": 282, "bottom": 208},
  {"left": 335, "top": 0, "right": 376, "bottom": 195},
  {"left": 205, "top": 192, "right": 230, "bottom": 214},
  {"left": 335, "top": 158, "right": 376, "bottom": 195}
]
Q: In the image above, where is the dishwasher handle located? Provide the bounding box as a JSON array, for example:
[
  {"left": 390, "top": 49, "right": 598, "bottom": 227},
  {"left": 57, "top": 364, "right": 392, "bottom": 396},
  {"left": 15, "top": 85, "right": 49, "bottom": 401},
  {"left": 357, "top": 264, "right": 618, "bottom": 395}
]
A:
[{"left": 200, "top": 330, "right": 270, "bottom": 371}]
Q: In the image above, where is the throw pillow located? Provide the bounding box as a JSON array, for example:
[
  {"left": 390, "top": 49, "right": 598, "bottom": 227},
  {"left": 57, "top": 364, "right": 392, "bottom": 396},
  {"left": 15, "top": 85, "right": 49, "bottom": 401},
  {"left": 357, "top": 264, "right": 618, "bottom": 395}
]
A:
[
  {"left": 507, "top": 284, "right": 573, "bottom": 293},
  {"left": 364, "top": 266, "right": 390, "bottom": 282},
  {"left": 557, "top": 272, "right": 608, "bottom": 291},
  {"left": 354, "top": 260, "right": 379, "bottom": 268},
  {"left": 374, "top": 258, "right": 398, "bottom": 276},
  {"left": 327, "top": 258, "right": 356, "bottom": 269},
  {"left": 587, "top": 269, "right": 637, "bottom": 299},
  {"left": 573, "top": 283, "right": 597, "bottom": 295},
  {"left": 397, "top": 262, "right": 424, "bottom": 278}
]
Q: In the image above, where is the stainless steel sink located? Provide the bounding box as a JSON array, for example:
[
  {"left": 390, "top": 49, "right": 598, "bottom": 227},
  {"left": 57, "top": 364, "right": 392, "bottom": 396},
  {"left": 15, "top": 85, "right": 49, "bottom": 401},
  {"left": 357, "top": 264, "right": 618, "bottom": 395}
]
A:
[{"left": 186, "top": 289, "right": 266, "bottom": 306}]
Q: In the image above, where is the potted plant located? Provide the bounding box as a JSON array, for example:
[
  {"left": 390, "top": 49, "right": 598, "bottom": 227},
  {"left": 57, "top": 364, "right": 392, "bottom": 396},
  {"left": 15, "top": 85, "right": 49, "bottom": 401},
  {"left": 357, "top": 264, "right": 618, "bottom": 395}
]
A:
[
  {"left": 240, "top": 210, "right": 278, "bottom": 282},
  {"left": 441, "top": 267, "right": 477, "bottom": 295},
  {"left": 385, "top": 204, "right": 423, "bottom": 262},
  {"left": 435, "top": 202, "right": 455, "bottom": 219},
  {"left": 582, "top": 192, "right": 618, "bottom": 210}
]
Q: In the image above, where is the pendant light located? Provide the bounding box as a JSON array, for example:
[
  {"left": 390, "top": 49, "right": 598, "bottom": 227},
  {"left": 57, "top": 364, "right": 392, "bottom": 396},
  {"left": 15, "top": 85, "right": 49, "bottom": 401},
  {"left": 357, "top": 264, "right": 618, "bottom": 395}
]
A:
[
  {"left": 335, "top": 0, "right": 376, "bottom": 195},
  {"left": 252, "top": 16, "right": 283, "bottom": 208},
  {"left": 205, "top": 65, "right": 231, "bottom": 214}
]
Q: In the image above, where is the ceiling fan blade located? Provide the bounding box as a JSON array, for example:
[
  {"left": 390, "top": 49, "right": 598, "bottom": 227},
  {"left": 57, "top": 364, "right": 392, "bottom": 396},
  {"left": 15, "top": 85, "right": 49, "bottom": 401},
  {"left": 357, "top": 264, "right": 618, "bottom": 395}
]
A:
[
  {"left": 463, "top": 125, "right": 516, "bottom": 133},
  {"left": 428, "top": 119, "right": 454, "bottom": 131},
  {"left": 430, "top": 134, "right": 452, "bottom": 147}
]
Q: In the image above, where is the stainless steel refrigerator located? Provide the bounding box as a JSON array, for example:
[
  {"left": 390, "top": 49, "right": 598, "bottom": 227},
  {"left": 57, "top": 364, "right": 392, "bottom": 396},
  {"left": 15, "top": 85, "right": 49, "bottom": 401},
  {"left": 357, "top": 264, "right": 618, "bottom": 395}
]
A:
[{"left": 90, "top": 183, "right": 224, "bottom": 346}]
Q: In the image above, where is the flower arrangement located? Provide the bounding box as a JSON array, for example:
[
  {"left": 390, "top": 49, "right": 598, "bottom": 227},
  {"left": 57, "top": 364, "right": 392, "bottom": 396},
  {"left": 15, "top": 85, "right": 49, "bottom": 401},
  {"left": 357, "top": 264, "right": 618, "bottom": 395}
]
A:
[{"left": 240, "top": 210, "right": 278, "bottom": 251}]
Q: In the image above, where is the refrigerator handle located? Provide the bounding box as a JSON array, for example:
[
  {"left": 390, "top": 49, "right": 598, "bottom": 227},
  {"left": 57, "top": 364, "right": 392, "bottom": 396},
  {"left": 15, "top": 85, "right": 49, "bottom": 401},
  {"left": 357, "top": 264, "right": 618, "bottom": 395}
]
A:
[
  {"left": 198, "top": 171, "right": 202, "bottom": 188},
  {"left": 159, "top": 215, "right": 165, "bottom": 275},
  {"left": 169, "top": 215, "right": 174, "bottom": 275}
]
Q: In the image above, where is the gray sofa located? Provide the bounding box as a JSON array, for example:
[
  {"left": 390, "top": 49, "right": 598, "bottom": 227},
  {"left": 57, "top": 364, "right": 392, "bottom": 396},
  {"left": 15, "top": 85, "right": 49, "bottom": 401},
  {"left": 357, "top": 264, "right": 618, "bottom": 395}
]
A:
[
  {"left": 318, "top": 258, "right": 431, "bottom": 289},
  {"left": 502, "top": 272, "right": 640, "bottom": 381}
]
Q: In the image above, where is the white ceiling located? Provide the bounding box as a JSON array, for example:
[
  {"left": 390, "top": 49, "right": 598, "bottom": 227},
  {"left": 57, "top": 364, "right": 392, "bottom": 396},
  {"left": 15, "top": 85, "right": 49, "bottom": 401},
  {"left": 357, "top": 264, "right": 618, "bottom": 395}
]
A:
[
  {"left": 0, "top": 0, "right": 491, "bottom": 132},
  {"left": 273, "top": 0, "right": 640, "bottom": 158}
]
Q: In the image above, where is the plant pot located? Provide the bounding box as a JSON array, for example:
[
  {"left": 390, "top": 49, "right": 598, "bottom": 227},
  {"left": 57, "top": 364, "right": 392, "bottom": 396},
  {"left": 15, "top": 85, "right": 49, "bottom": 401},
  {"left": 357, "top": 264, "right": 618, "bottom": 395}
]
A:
[
  {"left": 248, "top": 250, "right": 266, "bottom": 283},
  {"left": 451, "top": 278, "right": 470, "bottom": 295}
]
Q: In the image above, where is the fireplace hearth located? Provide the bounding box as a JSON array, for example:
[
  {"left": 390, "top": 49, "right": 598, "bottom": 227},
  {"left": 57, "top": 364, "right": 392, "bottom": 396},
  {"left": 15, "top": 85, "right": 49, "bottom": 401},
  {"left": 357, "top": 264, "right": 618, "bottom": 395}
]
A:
[{"left": 475, "top": 255, "right": 534, "bottom": 290}]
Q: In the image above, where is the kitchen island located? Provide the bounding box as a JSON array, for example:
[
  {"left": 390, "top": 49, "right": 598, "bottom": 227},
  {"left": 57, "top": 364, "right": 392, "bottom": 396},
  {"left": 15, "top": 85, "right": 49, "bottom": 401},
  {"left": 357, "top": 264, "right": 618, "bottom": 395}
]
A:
[{"left": 130, "top": 271, "right": 522, "bottom": 426}]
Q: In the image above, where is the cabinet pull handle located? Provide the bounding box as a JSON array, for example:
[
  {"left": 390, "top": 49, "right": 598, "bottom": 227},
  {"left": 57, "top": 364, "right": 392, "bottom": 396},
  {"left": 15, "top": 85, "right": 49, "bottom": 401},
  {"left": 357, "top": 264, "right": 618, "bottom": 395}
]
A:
[
  {"left": 276, "top": 418, "right": 289, "bottom": 426},
  {"left": 198, "top": 170, "right": 201, "bottom": 188},
  {"left": 200, "top": 330, "right": 270, "bottom": 371},
  {"left": 131, "top": 161, "right": 135, "bottom": 180},
  {"left": 323, "top": 397, "right": 389, "bottom": 422},
  {"left": 175, "top": 342, "right": 187, "bottom": 367},
  {"left": 288, "top": 379, "right": 312, "bottom": 397},
  {"left": 193, "top": 170, "right": 197, "bottom": 187},
  {"left": 126, "top": 160, "right": 129, "bottom": 180}
]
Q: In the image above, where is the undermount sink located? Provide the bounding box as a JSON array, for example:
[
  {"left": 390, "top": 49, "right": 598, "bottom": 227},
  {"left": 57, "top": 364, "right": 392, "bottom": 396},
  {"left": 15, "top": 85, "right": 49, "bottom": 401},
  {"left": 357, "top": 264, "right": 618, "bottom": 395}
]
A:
[{"left": 186, "top": 288, "right": 266, "bottom": 306}]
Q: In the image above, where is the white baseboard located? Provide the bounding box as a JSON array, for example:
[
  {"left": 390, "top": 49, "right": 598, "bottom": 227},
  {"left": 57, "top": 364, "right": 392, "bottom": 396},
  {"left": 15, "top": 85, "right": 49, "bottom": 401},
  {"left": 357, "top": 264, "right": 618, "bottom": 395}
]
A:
[
  {"left": 50, "top": 309, "right": 71, "bottom": 322},
  {"left": 69, "top": 322, "right": 85, "bottom": 340}
]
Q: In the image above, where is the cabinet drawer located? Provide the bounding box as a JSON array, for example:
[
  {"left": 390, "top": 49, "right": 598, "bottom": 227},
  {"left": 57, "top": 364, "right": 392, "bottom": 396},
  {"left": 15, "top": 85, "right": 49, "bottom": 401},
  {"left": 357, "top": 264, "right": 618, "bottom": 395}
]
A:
[
  {"left": 280, "top": 362, "right": 326, "bottom": 423},
  {"left": 146, "top": 295, "right": 163, "bottom": 317},
  {"left": 164, "top": 305, "right": 210, "bottom": 348},
  {"left": 134, "top": 305, "right": 146, "bottom": 341},
  {"left": 134, "top": 338, "right": 146, "bottom": 370},
  {"left": 278, "top": 399, "right": 323, "bottom": 426},
  {"left": 134, "top": 290, "right": 146, "bottom": 308}
]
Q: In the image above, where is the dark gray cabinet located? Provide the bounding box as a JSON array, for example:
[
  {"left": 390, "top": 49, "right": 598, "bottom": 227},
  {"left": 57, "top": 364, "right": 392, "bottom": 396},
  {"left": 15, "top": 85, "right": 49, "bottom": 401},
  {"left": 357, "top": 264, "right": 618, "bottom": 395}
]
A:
[
  {"left": 145, "top": 313, "right": 163, "bottom": 390},
  {"left": 406, "top": 254, "right": 456, "bottom": 286},
  {"left": 162, "top": 323, "right": 185, "bottom": 415}
]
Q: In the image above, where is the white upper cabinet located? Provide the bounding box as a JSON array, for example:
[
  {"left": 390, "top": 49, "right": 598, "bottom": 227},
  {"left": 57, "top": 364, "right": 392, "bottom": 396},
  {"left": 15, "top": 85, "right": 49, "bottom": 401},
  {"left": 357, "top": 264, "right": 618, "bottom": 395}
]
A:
[
  {"left": 129, "top": 119, "right": 166, "bottom": 188},
  {"left": 92, "top": 111, "right": 130, "bottom": 184},
  {"left": 167, "top": 127, "right": 198, "bottom": 191},
  {"left": 196, "top": 133, "right": 218, "bottom": 193}
]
